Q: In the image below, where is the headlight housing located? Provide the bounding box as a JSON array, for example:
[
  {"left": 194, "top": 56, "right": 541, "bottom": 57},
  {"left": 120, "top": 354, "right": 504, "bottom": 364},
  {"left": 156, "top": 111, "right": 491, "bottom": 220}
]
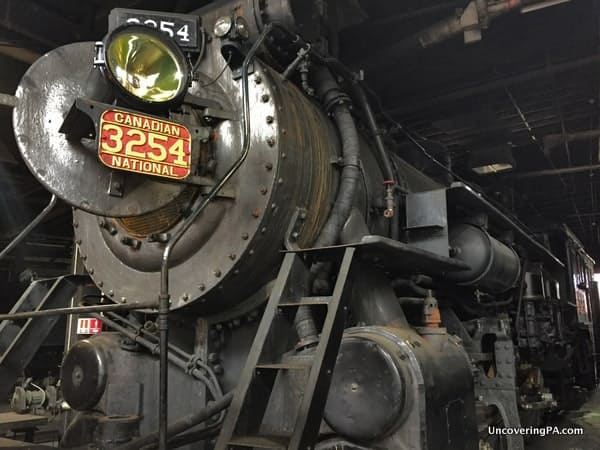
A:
[{"left": 101, "top": 25, "right": 190, "bottom": 107}]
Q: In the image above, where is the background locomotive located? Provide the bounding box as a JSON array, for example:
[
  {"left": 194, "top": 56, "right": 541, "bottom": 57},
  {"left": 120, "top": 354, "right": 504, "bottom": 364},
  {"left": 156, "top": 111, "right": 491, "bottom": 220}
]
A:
[{"left": 1, "top": 0, "right": 598, "bottom": 449}]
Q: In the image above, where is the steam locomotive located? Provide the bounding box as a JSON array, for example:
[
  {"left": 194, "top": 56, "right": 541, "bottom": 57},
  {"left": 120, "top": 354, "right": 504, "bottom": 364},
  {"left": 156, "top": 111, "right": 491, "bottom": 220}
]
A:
[{"left": 6, "top": 1, "right": 599, "bottom": 449}]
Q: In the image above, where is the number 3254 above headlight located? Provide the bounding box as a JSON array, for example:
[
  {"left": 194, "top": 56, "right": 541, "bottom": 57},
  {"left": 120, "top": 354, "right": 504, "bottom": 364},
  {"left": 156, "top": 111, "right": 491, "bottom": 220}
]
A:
[{"left": 95, "top": 24, "right": 191, "bottom": 108}]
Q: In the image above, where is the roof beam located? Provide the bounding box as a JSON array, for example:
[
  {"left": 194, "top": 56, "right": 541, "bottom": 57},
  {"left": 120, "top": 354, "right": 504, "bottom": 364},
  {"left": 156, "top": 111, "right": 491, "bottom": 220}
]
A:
[
  {"left": 0, "top": 0, "right": 84, "bottom": 48},
  {"left": 507, "top": 163, "right": 600, "bottom": 179},
  {"left": 388, "top": 54, "right": 600, "bottom": 115}
]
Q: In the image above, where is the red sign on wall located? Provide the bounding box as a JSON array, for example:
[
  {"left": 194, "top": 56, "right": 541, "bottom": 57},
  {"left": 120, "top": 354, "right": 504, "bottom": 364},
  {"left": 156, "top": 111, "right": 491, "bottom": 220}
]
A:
[
  {"left": 77, "top": 318, "right": 103, "bottom": 335},
  {"left": 98, "top": 109, "right": 192, "bottom": 180}
]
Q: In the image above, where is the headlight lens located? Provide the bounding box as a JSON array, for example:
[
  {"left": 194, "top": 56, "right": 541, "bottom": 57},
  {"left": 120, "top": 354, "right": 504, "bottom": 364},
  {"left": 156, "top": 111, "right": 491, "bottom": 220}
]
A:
[{"left": 105, "top": 26, "right": 189, "bottom": 104}]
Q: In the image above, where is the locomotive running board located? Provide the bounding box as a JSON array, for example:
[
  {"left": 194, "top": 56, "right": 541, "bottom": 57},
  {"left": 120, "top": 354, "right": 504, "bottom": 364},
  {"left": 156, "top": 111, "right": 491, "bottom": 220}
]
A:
[{"left": 215, "top": 247, "right": 356, "bottom": 450}]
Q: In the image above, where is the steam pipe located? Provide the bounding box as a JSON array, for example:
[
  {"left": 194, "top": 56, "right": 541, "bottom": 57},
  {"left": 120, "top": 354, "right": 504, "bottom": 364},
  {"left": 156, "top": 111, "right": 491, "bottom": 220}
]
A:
[
  {"left": 391, "top": 279, "right": 430, "bottom": 297},
  {"left": 312, "top": 67, "right": 361, "bottom": 248},
  {"left": 93, "top": 313, "right": 223, "bottom": 400},
  {"left": 156, "top": 25, "right": 273, "bottom": 450},
  {"left": 351, "top": 266, "right": 409, "bottom": 328},
  {"left": 292, "top": 67, "right": 362, "bottom": 344},
  {"left": 116, "top": 392, "right": 234, "bottom": 450},
  {"left": 0, "top": 194, "right": 57, "bottom": 261},
  {"left": 351, "top": 84, "right": 398, "bottom": 238}
]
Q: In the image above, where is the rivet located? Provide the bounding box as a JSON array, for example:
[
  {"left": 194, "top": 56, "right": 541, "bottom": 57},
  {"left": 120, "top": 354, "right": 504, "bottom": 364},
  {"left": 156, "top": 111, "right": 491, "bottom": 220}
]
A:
[
  {"left": 260, "top": 187, "right": 268, "bottom": 195},
  {"left": 81, "top": 255, "right": 87, "bottom": 261},
  {"left": 97, "top": 281, "right": 103, "bottom": 287},
  {"left": 76, "top": 239, "right": 82, "bottom": 245},
  {"left": 242, "top": 232, "right": 249, "bottom": 240},
  {"left": 271, "top": 203, "right": 276, "bottom": 210},
  {"left": 229, "top": 253, "right": 237, "bottom": 260},
  {"left": 108, "top": 290, "right": 114, "bottom": 296},
  {"left": 261, "top": 227, "right": 267, "bottom": 233},
  {"left": 266, "top": 115, "right": 274, "bottom": 124},
  {"left": 277, "top": 178, "right": 283, "bottom": 185},
  {"left": 261, "top": 94, "right": 270, "bottom": 102},
  {"left": 265, "top": 162, "right": 273, "bottom": 171},
  {"left": 120, "top": 297, "right": 127, "bottom": 303},
  {"left": 281, "top": 153, "right": 287, "bottom": 159},
  {"left": 73, "top": 222, "right": 79, "bottom": 228},
  {"left": 255, "top": 75, "right": 262, "bottom": 84},
  {"left": 214, "top": 269, "right": 222, "bottom": 278},
  {"left": 121, "top": 236, "right": 142, "bottom": 250},
  {"left": 234, "top": 269, "right": 240, "bottom": 275},
  {"left": 182, "top": 294, "right": 189, "bottom": 302},
  {"left": 266, "top": 137, "right": 275, "bottom": 147},
  {"left": 249, "top": 250, "right": 255, "bottom": 255},
  {"left": 252, "top": 209, "right": 260, "bottom": 218},
  {"left": 282, "top": 128, "right": 287, "bottom": 135},
  {"left": 199, "top": 284, "right": 206, "bottom": 291},
  {"left": 88, "top": 268, "right": 94, "bottom": 274}
]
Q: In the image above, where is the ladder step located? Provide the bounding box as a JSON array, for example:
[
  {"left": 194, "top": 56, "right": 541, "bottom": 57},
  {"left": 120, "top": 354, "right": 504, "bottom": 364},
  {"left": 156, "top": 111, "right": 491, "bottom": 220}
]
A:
[
  {"left": 229, "top": 435, "right": 289, "bottom": 448},
  {"left": 279, "top": 296, "right": 331, "bottom": 307},
  {"left": 255, "top": 362, "right": 310, "bottom": 371}
]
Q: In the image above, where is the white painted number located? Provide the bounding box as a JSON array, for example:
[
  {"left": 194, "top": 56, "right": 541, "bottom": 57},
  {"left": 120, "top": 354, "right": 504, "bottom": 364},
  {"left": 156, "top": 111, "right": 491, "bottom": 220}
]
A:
[
  {"left": 123, "top": 17, "right": 191, "bottom": 44},
  {"left": 160, "top": 21, "right": 175, "bottom": 37},
  {"left": 176, "top": 24, "right": 190, "bottom": 42}
]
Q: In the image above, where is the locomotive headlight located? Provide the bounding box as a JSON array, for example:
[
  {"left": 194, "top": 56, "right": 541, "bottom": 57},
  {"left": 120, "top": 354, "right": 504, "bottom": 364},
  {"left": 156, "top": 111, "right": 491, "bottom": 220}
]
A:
[{"left": 102, "top": 25, "right": 190, "bottom": 106}]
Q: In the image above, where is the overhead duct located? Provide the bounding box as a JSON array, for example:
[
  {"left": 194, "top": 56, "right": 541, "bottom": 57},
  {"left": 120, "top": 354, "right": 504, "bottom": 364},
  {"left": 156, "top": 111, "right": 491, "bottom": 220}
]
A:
[{"left": 361, "top": 0, "right": 572, "bottom": 70}]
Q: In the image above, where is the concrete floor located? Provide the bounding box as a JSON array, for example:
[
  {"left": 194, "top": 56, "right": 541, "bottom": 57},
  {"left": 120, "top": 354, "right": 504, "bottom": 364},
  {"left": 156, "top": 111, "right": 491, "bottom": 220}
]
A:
[
  {"left": 528, "top": 392, "right": 600, "bottom": 450},
  {"left": 2, "top": 396, "right": 600, "bottom": 449}
]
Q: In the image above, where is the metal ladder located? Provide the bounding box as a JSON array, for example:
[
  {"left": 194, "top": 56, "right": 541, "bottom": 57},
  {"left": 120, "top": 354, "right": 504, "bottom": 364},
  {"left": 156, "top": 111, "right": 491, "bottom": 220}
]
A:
[
  {"left": 0, "top": 275, "right": 87, "bottom": 400},
  {"left": 215, "top": 247, "right": 356, "bottom": 450}
]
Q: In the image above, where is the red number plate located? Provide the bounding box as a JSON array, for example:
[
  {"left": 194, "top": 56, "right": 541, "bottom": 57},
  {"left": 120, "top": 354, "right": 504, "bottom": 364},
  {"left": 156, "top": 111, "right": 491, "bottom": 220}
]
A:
[
  {"left": 98, "top": 109, "right": 191, "bottom": 180},
  {"left": 77, "top": 318, "right": 103, "bottom": 335}
]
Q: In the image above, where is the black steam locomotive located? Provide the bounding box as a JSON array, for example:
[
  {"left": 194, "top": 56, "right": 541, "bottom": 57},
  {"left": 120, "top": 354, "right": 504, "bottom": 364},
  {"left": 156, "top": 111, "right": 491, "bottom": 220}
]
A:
[{"left": 3, "top": 1, "right": 598, "bottom": 449}]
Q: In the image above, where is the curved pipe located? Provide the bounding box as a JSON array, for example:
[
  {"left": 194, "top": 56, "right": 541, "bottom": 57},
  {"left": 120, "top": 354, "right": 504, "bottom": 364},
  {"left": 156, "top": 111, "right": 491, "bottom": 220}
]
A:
[
  {"left": 312, "top": 66, "right": 361, "bottom": 248},
  {"left": 156, "top": 25, "right": 274, "bottom": 449},
  {"left": 293, "top": 67, "right": 362, "bottom": 343},
  {"left": 351, "top": 265, "right": 408, "bottom": 327},
  {"left": 115, "top": 392, "right": 234, "bottom": 450},
  {"left": 391, "top": 278, "right": 430, "bottom": 297},
  {"left": 351, "top": 83, "right": 399, "bottom": 237}
]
